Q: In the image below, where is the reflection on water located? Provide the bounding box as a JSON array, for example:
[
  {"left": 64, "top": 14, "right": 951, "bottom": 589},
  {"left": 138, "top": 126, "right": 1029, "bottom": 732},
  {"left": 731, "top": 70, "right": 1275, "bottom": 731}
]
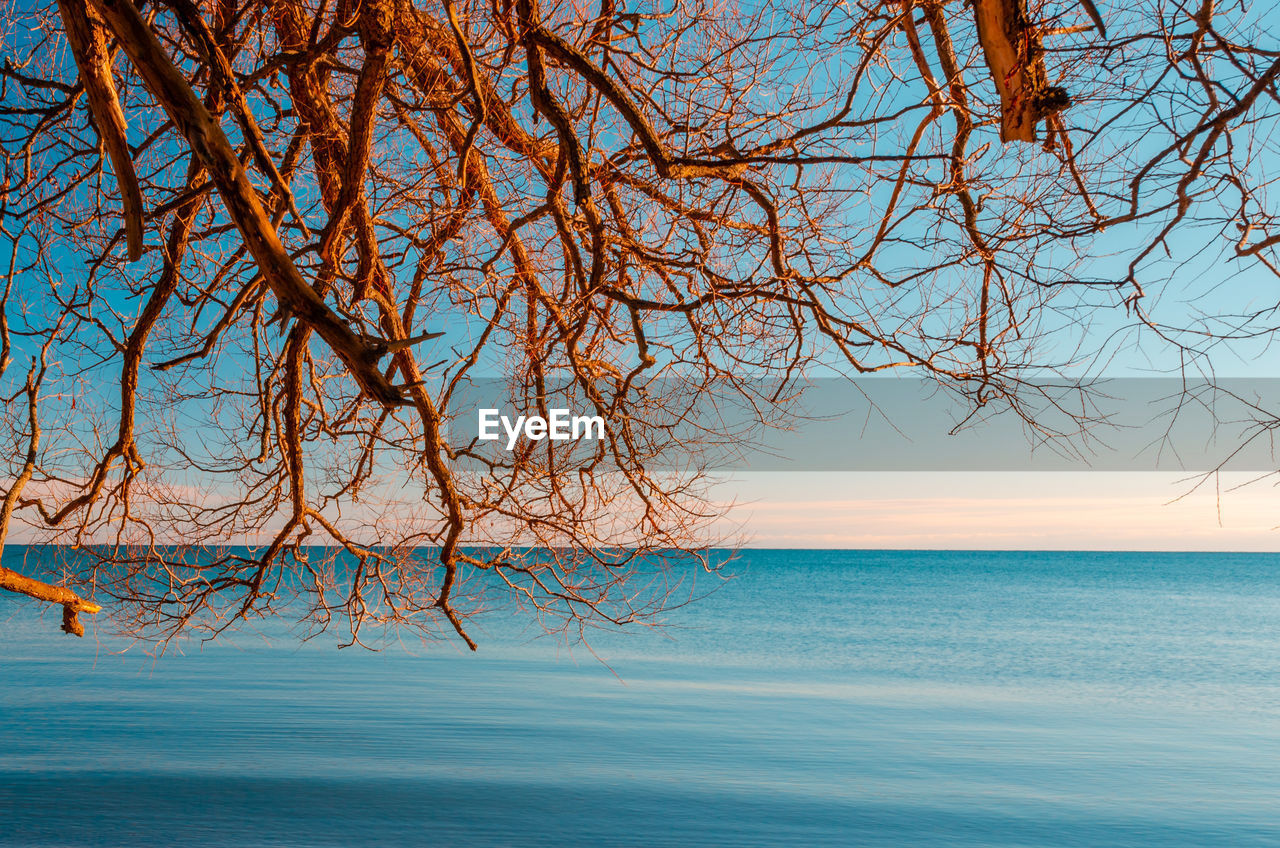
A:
[{"left": 3, "top": 549, "right": 1280, "bottom": 847}]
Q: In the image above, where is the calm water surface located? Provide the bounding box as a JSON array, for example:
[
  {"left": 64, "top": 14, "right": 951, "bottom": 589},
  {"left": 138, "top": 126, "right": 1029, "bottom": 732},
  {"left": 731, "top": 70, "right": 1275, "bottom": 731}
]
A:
[{"left": 3, "top": 549, "right": 1280, "bottom": 846}]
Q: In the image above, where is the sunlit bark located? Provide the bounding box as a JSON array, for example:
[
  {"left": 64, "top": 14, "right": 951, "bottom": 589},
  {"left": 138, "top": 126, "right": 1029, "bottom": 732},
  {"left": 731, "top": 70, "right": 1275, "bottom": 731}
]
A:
[{"left": 0, "top": 0, "right": 1275, "bottom": 646}]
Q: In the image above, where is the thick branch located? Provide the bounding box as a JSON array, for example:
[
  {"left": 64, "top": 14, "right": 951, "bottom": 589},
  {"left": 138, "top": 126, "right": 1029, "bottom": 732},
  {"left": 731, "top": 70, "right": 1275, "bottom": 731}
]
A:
[
  {"left": 971, "top": 0, "right": 1068, "bottom": 143},
  {"left": 0, "top": 566, "right": 102, "bottom": 636},
  {"left": 87, "top": 0, "right": 407, "bottom": 405},
  {"left": 57, "top": 0, "right": 145, "bottom": 260}
]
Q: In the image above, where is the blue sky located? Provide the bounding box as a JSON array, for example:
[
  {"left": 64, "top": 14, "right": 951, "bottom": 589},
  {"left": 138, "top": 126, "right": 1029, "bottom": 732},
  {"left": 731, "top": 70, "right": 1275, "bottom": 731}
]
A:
[{"left": 6, "top": 0, "right": 1280, "bottom": 551}]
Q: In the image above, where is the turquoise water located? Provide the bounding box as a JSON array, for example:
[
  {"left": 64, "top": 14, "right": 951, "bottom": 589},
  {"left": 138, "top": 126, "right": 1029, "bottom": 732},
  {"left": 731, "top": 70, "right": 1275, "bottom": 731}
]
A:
[{"left": 3, "top": 549, "right": 1280, "bottom": 846}]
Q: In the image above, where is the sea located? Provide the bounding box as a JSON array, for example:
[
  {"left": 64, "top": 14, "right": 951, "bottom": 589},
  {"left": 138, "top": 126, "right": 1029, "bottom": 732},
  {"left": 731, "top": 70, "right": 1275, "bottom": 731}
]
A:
[{"left": 2, "top": 548, "right": 1279, "bottom": 847}]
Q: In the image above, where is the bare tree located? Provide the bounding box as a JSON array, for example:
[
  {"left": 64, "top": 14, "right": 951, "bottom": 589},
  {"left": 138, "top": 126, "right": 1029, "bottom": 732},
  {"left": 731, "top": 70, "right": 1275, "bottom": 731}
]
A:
[{"left": 0, "top": 0, "right": 1276, "bottom": 646}]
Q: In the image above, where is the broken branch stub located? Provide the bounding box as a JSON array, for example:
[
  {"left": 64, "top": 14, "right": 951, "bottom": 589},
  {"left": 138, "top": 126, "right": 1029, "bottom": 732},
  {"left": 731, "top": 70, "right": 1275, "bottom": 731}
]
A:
[
  {"left": 971, "top": 0, "right": 1069, "bottom": 144},
  {"left": 0, "top": 564, "right": 102, "bottom": 636}
]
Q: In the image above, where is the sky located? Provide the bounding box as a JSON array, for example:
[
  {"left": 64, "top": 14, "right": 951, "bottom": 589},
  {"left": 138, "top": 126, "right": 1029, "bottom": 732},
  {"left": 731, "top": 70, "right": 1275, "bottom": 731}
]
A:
[
  {"left": 7, "top": 0, "right": 1280, "bottom": 555},
  {"left": 714, "top": 472, "right": 1280, "bottom": 551},
  {"left": 699, "top": 375, "right": 1280, "bottom": 551}
]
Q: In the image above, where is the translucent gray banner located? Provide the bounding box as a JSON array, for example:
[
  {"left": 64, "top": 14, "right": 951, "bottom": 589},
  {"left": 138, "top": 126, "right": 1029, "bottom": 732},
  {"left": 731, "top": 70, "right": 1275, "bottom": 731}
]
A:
[{"left": 444, "top": 378, "right": 1280, "bottom": 471}]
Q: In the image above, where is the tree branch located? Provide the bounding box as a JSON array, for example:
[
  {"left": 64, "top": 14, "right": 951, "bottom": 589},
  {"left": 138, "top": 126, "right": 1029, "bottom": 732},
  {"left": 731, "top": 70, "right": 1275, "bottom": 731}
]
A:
[{"left": 88, "top": 0, "right": 408, "bottom": 406}]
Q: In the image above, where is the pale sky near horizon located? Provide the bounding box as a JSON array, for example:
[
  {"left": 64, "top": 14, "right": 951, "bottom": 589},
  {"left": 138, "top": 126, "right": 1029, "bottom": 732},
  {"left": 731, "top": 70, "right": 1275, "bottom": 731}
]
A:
[
  {"left": 8, "top": 470, "right": 1276, "bottom": 552},
  {"left": 699, "top": 371, "right": 1280, "bottom": 551},
  {"left": 712, "top": 472, "right": 1280, "bottom": 552}
]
